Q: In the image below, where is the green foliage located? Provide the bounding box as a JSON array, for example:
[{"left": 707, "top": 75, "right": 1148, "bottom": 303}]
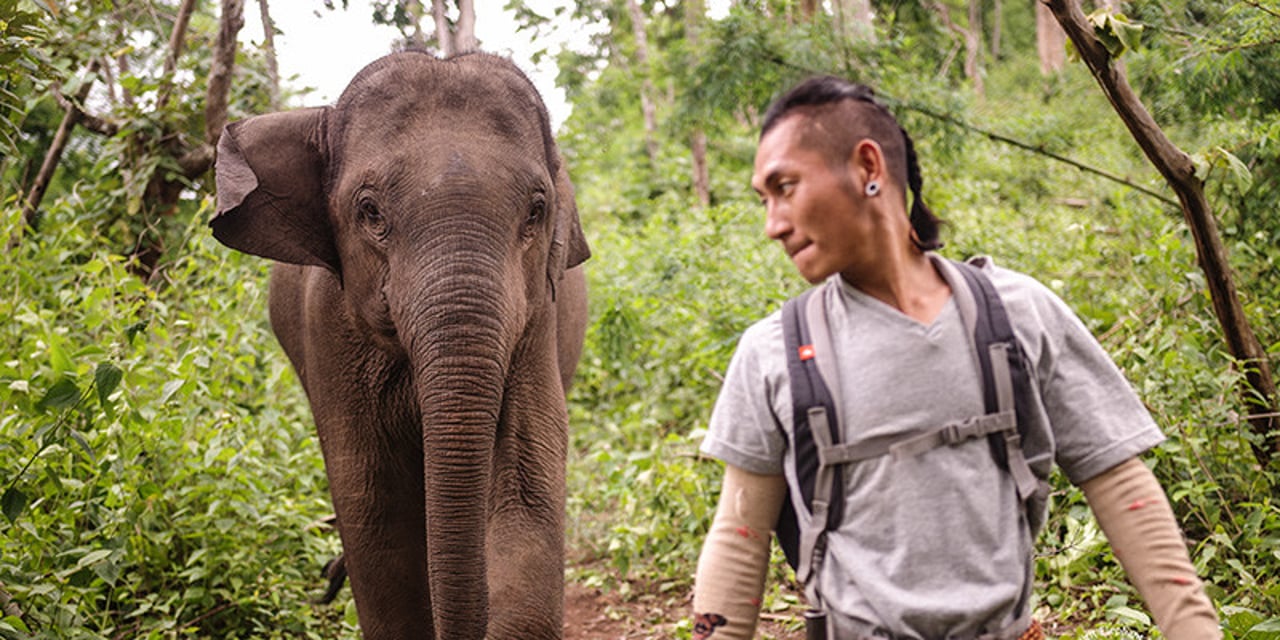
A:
[
  {"left": 0, "top": 0, "right": 51, "bottom": 148},
  {"left": 0, "top": 203, "right": 352, "bottom": 638}
]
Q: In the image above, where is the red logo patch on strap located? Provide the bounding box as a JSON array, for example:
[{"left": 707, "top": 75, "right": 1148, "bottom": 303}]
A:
[{"left": 798, "top": 344, "right": 816, "bottom": 361}]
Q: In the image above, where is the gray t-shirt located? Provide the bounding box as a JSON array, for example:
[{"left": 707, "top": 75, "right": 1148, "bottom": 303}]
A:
[{"left": 700, "top": 259, "right": 1164, "bottom": 639}]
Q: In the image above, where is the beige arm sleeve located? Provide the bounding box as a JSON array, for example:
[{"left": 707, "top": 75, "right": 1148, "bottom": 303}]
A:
[
  {"left": 1080, "top": 457, "right": 1221, "bottom": 639},
  {"left": 692, "top": 465, "right": 788, "bottom": 640}
]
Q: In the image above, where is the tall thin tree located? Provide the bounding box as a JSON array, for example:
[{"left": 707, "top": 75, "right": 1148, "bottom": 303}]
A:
[{"left": 1045, "top": 0, "right": 1278, "bottom": 466}]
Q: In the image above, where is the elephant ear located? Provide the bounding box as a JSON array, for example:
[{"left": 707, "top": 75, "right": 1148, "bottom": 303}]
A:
[
  {"left": 211, "top": 107, "right": 339, "bottom": 273},
  {"left": 548, "top": 158, "right": 590, "bottom": 286}
]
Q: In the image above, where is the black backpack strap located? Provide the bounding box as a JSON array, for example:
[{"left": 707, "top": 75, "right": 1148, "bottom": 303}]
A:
[
  {"left": 941, "top": 257, "right": 1042, "bottom": 506},
  {"left": 777, "top": 285, "right": 844, "bottom": 585}
]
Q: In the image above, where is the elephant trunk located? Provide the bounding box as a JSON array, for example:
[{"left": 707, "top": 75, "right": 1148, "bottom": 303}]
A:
[{"left": 390, "top": 242, "right": 513, "bottom": 637}]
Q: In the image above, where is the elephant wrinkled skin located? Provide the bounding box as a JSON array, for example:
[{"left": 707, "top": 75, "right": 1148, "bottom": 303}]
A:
[{"left": 210, "top": 51, "right": 590, "bottom": 639}]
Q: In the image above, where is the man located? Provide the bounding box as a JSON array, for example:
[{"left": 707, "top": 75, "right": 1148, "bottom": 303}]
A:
[{"left": 691, "top": 76, "right": 1220, "bottom": 639}]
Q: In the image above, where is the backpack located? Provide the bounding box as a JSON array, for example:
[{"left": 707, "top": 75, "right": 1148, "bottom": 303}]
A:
[{"left": 775, "top": 256, "right": 1048, "bottom": 594}]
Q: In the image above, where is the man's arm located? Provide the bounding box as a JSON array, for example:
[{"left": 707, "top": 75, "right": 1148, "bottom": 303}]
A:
[
  {"left": 1081, "top": 457, "right": 1221, "bottom": 639},
  {"left": 692, "top": 464, "right": 788, "bottom": 639}
]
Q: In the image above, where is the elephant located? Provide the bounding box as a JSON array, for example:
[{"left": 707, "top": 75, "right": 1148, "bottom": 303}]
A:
[{"left": 209, "top": 51, "right": 590, "bottom": 639}]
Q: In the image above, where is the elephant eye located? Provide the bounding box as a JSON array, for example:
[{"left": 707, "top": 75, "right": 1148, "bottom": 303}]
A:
[
  {"left": 357, "top": 197, "right": 388, "bottom": 237},
  {"left": 525, "top": 195, "right": 548, "bottom": 229}
]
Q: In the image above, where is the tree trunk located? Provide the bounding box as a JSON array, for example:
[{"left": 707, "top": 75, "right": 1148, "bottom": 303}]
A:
[
  {"left": 431, "top": 0, "right": 452, "bottom": 56},
  {"left": 625, "top": 0, "right": 659, "bottom": 171},
  {"left": 965, "top": 0, "right": 985, "bottom": 98},
  {"left": 1045, "top": 0, "right": 1278, "bottom": 466},
  {"left": 686, "top": 0, "right": 710, "bottom": 207},
  {"left": 18, "top": 61, "right": 99, "bottom": 236},
  {"left": 257, "top": 0, "right": 280, "bottom": 109},
  {"left": 929, "top": 1, "right": 982, "bottom": 94},
  {"left": 833, "top": 0, "right": 876, "bottom": 43},
  {"left": 990, "top": 0, "right": 1002, "bottom": 57},
  {"left": 157, "top": 0, "right": 198, "bottom": 112},
  {"left": 454, "top": 0, "right": 476, "bottom": 53},
  {"left": 1036, "top": 1, "right": 1066, "bottom": 74},
  {"left": 204, "top": 0, "right": 244, "bottom": 149}
]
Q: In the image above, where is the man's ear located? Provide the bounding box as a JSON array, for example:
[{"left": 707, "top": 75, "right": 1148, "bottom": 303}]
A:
[
  {"left": 211, "top": 107, "right": 340, "bottom": 273},
  {"left": 849, "top": 138, "right": 886, "bottom": 191}
]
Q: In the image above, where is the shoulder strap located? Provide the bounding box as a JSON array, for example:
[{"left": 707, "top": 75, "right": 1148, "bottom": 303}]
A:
[
  {"left": 777, "top": 285, "right": 843, "bottom": 580},
  {"left": 938, "top": 257, "right": 1042, "bottom": 505}
]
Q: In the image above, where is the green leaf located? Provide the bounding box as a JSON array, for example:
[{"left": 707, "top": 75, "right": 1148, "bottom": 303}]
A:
[
  {"left": 343, "top": 599, "right": 359, "bottom": 627},
  {"left": 94, "top": 362, "right": 123, "bottom": 406},
  {"left": 1086, "top": 10, "right": 1144, "bottom": 57},
  {"left": 93, "top": 558, "right": 121, "bottom": 586},
  {"left": 0, "top": 615, "right": 30, "bottom": 633},
  {"left": 160, "top": 378, "right": 185, "bottom": 403},
  {"left": 125, "top": 320, "right": 149, "bottom": 344},
  {"left": 1215, "top": 146, "right": 1254, "bottom": 191},
  {"left": 1245, "top": 618, "right": 1280, "bottom": 640},
  {"left": 68, "top": 430, "right": 94, "bottom": 460},
  {"left": 36, "top": 377, "right": 81, "bottom": 411},
  {"left": 1, "top": 487, "right": 28, "bottom": 522}
]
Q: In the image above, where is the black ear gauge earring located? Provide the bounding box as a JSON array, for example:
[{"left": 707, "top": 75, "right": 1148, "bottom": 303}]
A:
[{"left": 865, "top": 180, "right": 880, "bottom": 197}]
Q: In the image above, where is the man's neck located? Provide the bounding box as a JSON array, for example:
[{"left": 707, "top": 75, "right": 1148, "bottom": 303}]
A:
[{"left": 840, "top": 245, "right": 952, "bottom": 325}]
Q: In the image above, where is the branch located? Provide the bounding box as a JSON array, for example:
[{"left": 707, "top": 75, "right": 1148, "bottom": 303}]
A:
[
  {"left": 892, "top": 99, "right": 1180, "bottom": 207},
  {"left": 257, "top": 0, "right": 280, "bottom": 110},
  {"left": 17, "top": 61, "right": 101, "bottom": 235},
  {"left": 1045, "top": 0, "right": 1277, "bottom": 466},
  {"left": 156, "top": 0, "right": 198, "bottom": 112},
  {"left": 1241, "top": 0, "right": 1280, "bottom": 20},
  {"left": 52, "top": 90, "right": 118, "bottom": 137},
  {"left": 204, "top": 0, "right": 245, "bottom": 149}
]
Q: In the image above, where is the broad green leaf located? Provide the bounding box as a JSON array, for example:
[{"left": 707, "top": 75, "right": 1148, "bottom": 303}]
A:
[
  {"left": 93, "top": 559, "right": 121, "bottom": 586},
  {"left": 76, "top": 549, "right": 113, "bottom": 568},
  {"left": 36, "top": 377, "right": 80, "bottom": 411},
  {"left": 160, "top": 378, "right": 185, "bottom": 403},
  {"left": 1245, "top": 618, "right": 1280, "bottom": 640},
  {"left": 1, "top": 487, "right": 27, "bottom": 522},
  {"left": 1106, "top": 605, "right": 1151, "bottom": 626},
  {"left": 1214, "top": 146, "right": 1254, "bottom": 191},
  {"left": 0, "top": 615, "right": 30, "bottom": 633},
  {"left": 94, "top": 361, "right": 123, "bottom": 406},
  {"left": 68, "top": 430, "right": 94, "bottom": 460}
]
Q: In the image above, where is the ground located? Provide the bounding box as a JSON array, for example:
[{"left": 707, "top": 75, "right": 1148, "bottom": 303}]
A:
[{"left": 561, "top": 564, "right": 806, "bottom": 640}]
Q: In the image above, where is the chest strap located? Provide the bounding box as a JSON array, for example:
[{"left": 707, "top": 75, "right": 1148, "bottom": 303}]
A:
[
  {"left": 778, "top": 257, "right": 1047, "bottom": 602},
  {"left": 815, "top": 410, "right": 1017, "bottom": 467}
]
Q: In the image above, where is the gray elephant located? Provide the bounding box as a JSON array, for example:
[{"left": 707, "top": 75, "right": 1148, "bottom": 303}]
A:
[{"left": 209, "top": 51, "right": 590, "bottom": 639}]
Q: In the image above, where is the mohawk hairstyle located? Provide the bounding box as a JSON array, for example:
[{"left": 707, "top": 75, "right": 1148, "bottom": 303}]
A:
[{"left": 761, "top": 76, "right": 943, "bottom": 251}]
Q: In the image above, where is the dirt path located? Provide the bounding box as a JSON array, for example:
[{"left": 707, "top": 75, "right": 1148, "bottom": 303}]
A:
[{"left": 562, "top": 574, "right": 806, "bottom": 640}]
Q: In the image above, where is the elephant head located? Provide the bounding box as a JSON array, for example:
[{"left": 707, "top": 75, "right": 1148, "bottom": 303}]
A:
[{"left": 209, "top": 51, "right": 589, "bottom": 639}]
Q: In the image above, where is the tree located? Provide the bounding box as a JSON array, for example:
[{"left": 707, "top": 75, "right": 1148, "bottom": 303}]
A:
[
  {"left": 687, "top": 0, "right": 710, "bottom": 207},
  {"left": 1045, "top": 0, "right": 1278, "bottom": 466},
  {"left": 432, "top": 0, "right": 477, "bottom": 55},
  {"left": 1035, "top": 1, "right": 1066, "bottom": 74},
  {"left": 626, "top": 0, "right": 660, "bottom": 170},
  {"left": 928, "top": 0, "right": 985, "bottom": 96},
  {"left": 8, "top": 0, "right": 253, "bottom": 271}
]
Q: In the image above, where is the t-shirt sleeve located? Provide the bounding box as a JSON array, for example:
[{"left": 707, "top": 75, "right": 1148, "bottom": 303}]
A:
[
  {"left": 1011, "top": 272, "right": 1166, "bottom": 485},
  {"left": 700, "top": 317, "right": 788, "bottom": 476}
]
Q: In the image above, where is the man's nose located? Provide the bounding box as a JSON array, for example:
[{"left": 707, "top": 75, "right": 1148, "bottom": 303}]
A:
[{"left": 764, "top": 203, "right": 791, "bottom": 241}]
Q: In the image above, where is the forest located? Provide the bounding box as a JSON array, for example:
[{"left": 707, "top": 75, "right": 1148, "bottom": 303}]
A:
[{"left": 1, "top": 0, "right": 1278, "bottom": 638}]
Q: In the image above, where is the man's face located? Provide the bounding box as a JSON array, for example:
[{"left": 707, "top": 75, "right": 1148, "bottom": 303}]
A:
[{"left": 752, "top": 115, "right": 871, "bottom": 284}]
